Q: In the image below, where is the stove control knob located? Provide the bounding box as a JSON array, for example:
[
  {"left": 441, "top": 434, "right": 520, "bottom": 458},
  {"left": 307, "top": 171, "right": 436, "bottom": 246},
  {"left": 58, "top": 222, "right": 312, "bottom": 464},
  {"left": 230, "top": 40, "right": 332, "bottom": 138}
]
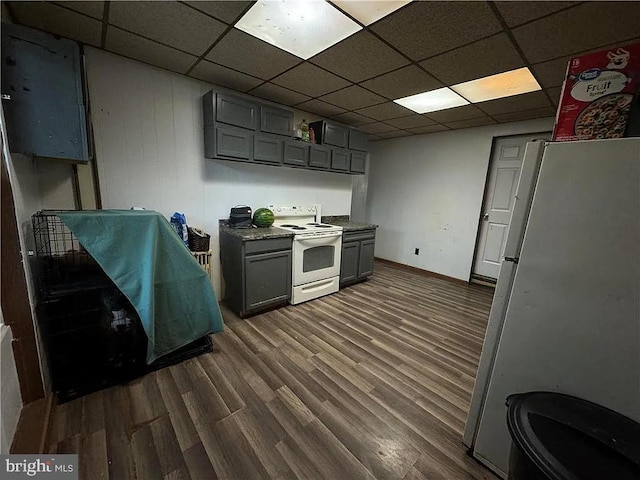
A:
[
  {"left": 307, "top": 207, "right": 312, "bottom": 211},
  {"left": 276, "top": 208, "right": 281, "bottom": 212}
]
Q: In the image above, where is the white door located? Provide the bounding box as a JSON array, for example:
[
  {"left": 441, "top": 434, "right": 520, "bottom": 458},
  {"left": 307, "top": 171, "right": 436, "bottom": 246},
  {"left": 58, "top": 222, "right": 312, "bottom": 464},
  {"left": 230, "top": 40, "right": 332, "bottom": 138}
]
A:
[{"left": 473, "top": 133, "right": 549, "bottom": 280}]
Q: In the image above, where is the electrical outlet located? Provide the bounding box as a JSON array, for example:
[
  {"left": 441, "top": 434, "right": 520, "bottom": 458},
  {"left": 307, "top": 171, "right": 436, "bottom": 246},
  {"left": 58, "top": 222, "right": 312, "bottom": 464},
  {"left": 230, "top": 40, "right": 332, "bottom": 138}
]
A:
[{"left": 414, "top": 248, "right": 419, "bottom": 255}]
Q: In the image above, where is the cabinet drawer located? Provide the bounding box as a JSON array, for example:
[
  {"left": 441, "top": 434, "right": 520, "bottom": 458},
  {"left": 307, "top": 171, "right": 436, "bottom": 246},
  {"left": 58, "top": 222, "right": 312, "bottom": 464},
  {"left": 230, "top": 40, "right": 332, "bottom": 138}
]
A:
[
  {"left": 245, "top": 237, "right": 292, "bottom": 255},
  {"left": 350, "top": 151, "right": 366, "bottom": 174},
  {"left": 330, "top": 149, "right": 350, "bottom": 171},
  {"left": 216, "top": 125, "right": 252, "bottom": 160},
  {"left": 348, "top": 129, "right": 368, "bottom": 151},
  {"left": 261, "top": 105, "right": 293, "bottom": 136},
  {"left": 309, "top": 144, "right": 330, "bottom": 169},
  {"left": 343, "top": 229, "right": 376, "bottom": 243},
  {"left": 254, "top": 135, "right": 283, "bottom": 164},
  {"left": 284, "top": 140, "right": 309, "bottom": 167},
  {"left": 216, "top": 93, "right": 258, "bottom": 130}
]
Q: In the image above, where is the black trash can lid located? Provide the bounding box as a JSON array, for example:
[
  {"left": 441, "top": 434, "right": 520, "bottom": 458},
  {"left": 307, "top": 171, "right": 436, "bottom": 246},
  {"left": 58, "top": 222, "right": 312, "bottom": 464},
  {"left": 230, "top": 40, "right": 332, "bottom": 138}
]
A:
[{"left": 506, "top": 392, "right": 640, "bottom": 480}]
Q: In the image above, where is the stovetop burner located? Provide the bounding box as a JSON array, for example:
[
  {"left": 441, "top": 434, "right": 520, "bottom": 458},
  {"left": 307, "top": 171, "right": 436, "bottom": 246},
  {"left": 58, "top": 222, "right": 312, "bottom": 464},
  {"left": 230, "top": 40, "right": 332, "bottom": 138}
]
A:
[
  {"left": 280, "top": 224, "right": 299, "bottom": 228},
  {"left": 307, "top": 223, "right": 332, "bottom": 228}
]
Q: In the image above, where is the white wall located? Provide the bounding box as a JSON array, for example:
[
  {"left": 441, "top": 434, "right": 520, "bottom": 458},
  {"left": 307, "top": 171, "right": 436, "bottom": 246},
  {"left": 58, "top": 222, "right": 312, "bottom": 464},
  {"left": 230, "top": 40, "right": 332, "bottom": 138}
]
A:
[
  {"left": 85, "top": 48, "right": 353, "bottom": 295},
  {"left": 367, "top": 118, "right": 554, "bottom": 281}
]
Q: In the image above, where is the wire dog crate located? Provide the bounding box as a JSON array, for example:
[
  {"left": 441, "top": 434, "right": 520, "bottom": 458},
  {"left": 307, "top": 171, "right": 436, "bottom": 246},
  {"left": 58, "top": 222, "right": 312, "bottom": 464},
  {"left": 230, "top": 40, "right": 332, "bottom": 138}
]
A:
[{"left": 32, "top": 210, "right": 109, "bottom": 297}]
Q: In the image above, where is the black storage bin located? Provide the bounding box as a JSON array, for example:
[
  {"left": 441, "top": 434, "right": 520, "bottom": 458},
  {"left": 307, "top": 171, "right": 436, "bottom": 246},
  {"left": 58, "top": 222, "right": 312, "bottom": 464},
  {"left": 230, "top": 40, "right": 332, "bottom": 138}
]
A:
[{"left": 506, "top": 392, "right": 640, "bottom": 480}]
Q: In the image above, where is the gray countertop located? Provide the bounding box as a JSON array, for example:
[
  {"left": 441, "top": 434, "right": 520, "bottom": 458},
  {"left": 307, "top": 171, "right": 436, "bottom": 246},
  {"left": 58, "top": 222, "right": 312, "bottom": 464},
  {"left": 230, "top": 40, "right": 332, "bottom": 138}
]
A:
[
  {"left": 324, "top": 219, "right": 379, "bottom": 232},
  {"left": 321, "top": 216, "right": 378, "bottom": 232},
  {"left": 219, "top": 221, "right": 294, "bottom": 241}
]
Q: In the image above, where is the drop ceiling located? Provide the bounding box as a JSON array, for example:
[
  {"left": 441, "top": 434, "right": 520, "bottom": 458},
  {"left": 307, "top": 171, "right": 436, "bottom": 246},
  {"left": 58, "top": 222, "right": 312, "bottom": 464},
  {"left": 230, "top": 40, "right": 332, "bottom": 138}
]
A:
[{"left": 3, "top": 1, "right": 640, "bottom": 140}]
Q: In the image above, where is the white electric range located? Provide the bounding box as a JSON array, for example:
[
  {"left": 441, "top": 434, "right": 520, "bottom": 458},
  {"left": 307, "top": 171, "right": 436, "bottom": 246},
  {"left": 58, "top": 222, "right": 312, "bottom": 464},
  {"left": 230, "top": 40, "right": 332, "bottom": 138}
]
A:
[{"left": 270, "top": 205, "right": 343, "bottom": 305}]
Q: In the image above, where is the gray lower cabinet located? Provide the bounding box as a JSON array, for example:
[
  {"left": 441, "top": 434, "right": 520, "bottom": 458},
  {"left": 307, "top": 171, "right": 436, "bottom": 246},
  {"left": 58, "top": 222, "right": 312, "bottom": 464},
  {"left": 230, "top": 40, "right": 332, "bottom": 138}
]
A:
[
  {"left": 331, "top": 149, "right": 350, "bottom": 171},
  {"left": 350, "top": 151, "right": 367, "bottom": 174},
  {"left": 309, "top": 144, "right": 330, "bottom": 169},
  {"left": 254, "top": 135, "right": 283, "bottom": 164},
  {"left": 340, "top": 229, "right": 376, "bottom": 286},
  {"left": 220, "top": 232, "right": 292, "bottom": 318},
  {"left": 284, "top": 140, "right": 309, "bottom": 167}
]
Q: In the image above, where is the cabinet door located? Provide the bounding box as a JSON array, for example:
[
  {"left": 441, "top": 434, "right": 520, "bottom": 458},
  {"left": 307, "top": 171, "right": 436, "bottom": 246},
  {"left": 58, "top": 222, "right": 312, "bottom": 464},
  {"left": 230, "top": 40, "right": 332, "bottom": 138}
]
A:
[
  {"left": 323, "top": 123, "right": 348, "bottom": 148},
  {"left": 340, "top": 242, "right": 360, "bottom": 285},
  {"left": 309, "top": 145, "right": 330, "bottom": 169},
  {"left": 348, "top": 129, "right": 368, "bottom": 151},
  {"left": 254, "top": 135, "right": 283, "bottom": 164},
  {"left": 216, "top": 93, "right": 258, "bottom": 130},
  {"left": 350, "top": 152, "right": 366, "bottom": 174},
  {"left": 330, "top": 149, "right": 349, "bottom": 171},
  {"left": 216, "top": 125, "right": 252, "bottom": 160},
  {"left": 245, "top": 251, "right": 291, "bottom": 311},
  {"left": 1, "top": 23, "right": 88, "bottom": 162},
  {"left": 284, "top": 140, "right": 309, "bottom": 167},
  {"left": 261, "top": 105, "right": 293, "bottom": 136},
  {"left": 358, "top": 239, "right": 375, "bottom": 278}
]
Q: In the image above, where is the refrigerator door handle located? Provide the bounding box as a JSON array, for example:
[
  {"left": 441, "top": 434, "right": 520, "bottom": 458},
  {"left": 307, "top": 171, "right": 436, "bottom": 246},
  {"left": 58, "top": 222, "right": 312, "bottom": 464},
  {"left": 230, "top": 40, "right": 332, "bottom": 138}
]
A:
[{"left": 504, "top": 256, "right": 519, "bottom": 264}]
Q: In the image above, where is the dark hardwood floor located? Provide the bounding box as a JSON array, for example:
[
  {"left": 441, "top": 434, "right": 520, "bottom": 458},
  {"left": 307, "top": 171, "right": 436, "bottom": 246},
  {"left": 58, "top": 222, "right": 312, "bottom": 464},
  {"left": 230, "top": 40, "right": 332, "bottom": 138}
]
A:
[{"left": 47, "top": 261, "right": 496, "bottom": 479}]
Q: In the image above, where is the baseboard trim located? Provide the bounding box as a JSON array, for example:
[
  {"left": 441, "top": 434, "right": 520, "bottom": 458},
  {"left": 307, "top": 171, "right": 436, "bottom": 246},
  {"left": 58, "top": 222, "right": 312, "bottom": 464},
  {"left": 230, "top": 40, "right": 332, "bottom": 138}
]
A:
[
  {"left": 375, "top": 257, "right": 469, "bottom": 286},
  {"left": 11, "top": 393, "right": 54, "bottom": 454}
]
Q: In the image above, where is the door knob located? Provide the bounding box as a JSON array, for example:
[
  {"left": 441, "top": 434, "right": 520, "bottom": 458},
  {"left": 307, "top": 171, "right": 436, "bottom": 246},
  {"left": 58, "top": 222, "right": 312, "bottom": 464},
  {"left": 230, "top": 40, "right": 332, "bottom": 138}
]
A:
[{"left": 483, "top": 213, "right": 489, "bottom": 221}]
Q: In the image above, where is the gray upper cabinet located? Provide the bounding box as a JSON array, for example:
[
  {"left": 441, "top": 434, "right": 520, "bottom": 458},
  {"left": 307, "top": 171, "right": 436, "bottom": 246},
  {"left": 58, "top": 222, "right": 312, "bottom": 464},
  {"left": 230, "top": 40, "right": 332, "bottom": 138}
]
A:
[
  {"left": 331, "top": 149, "right": 349, "bottom": 171},
  {"left": 284, "top": 140, "right": 309, "bottom": 167},
  {"left": 216, "top": 93, "right": 258, "bottom": 130},
  {"left": 261, "top": 105, "right": 293, "bottom": 136},
  {"left": 254, "top": 135, "right": 283, "bottom": 165},
  {"left": 309, "top": 144, "right": 330, "bottom": 169},
  {"left": 310, "top": 121, "right": 348, "bottom": 148},
  {"left": 203, "top": 89, "right": 368, "bottom": 174},
  {"left": 1, "top": 22, "right": 89, "bottom": 163},
  {"left": 349, "top": 129, "right": 368, "bottom": 152},
  {"left": 350, "top": 151, "right": 367, "bottom": 174},
  {"left": 216, "top": 125, "right": 252, "bottom": 160}
]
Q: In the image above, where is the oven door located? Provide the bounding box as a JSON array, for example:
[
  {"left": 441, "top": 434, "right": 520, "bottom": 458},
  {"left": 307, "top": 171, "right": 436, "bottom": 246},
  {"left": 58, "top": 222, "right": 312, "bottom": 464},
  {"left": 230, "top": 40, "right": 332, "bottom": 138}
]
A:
[{"left": 293, "top": 232, "right": 342, "bottom": 286}]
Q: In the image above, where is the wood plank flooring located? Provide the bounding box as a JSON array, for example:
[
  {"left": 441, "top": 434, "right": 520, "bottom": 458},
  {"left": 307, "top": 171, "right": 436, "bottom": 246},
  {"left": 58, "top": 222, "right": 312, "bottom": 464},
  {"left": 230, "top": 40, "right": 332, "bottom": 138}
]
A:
[{"left": 46, "top": 261, "right": 496, "bottom": 479}]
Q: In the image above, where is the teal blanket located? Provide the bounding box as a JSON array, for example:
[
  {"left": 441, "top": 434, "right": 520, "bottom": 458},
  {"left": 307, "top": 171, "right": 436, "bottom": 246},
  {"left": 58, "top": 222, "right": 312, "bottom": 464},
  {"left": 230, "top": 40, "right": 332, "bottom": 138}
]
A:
[{"left": 58, "top": 210, "right": 224, "bottom": 363}]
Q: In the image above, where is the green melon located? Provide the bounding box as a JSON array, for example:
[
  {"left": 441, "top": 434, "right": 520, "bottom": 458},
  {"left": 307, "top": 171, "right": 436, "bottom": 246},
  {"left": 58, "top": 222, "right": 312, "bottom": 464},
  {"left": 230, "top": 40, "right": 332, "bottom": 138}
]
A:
[{"left": 253, "top": 208, "right": 274, "bottom": 227}]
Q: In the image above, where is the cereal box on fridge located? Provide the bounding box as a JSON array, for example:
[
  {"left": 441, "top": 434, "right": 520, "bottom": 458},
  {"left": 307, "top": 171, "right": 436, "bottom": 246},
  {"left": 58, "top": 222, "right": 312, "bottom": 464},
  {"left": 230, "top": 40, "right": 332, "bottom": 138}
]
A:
[{"left": 552, "top": 42, "right": 640, "bottom": 141}]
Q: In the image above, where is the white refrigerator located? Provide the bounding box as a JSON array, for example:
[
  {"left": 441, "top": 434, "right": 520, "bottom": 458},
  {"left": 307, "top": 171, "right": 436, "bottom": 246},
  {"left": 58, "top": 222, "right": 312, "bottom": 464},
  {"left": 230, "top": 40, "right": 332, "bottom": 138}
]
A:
[{"left": 463, "top": 138, "right": 640, "bottom": 478}]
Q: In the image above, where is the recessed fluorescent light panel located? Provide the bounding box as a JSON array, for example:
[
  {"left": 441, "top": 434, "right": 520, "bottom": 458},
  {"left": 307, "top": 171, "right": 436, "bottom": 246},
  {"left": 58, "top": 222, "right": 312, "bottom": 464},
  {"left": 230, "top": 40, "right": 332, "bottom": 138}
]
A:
[
  {"left": 235, "top": 0, "right": 362, "bottom": 60},
  {"left": 394, "top": 87, "right": 469, "bottom": 114},
  {"left": 451, "top": 67, "right": 541, "bottom": 103},
  {"left": 331, "top": 0, "right": 410, "bottom": 26}
]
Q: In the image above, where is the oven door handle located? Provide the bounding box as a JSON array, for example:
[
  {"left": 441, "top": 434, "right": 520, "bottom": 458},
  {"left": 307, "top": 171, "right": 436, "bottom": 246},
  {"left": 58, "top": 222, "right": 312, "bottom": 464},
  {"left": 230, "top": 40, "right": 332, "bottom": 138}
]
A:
[{"left": 296, "top": 232, "right": 342, "bottom": 241}]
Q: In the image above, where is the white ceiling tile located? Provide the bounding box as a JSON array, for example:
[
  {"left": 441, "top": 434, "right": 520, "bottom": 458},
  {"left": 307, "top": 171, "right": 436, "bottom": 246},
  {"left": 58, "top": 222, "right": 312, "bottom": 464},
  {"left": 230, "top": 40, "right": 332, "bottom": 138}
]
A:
[
  {"left": 106, "top": 27, "right": 198, "bottom": 74},
  {"left": 371, "top": 1, "right": 502, "bottom": 60},
  {"left": 189, "top": 60, "right": 263, "bottom": 92},
  {"left": 420, "top": 34, "right": 524, "bottom": 85},
  {"left": 359, "top": 65, "right": 441, "bottom": 100},
  {"left": 9, "top": 1, "right": 102, "bottom": 46},
  {"left": 513, "top": 2, "right": 640, "bottom": 63},
  {"left": 54, "top": 1, "right": 104, "bottom": 20},
  {"left": 249, "top": 83, "right": 311, "bottom": 106},
  {"left": 272, "top": 63, "right": 351, "bottom": 97},
  {"left": 109, "top": 1, "right": 227, "bottom": 56},
  {"left": 184, "top": 1, "right": 252, "bottom": 24},
  {"left": 476, "top": 91, "right": 550, "bottom": 116},
  {"left": 444, "top": 117, "right": 497, "bottom": 130},
  {"left": 494, "top": 1, "right": 578, "bottom": 27},
  {"left": 310, "top": 31, "right": 408, "bottom": 83},
  {"left": 493, "top": 107, "right": 557, "bottom": 123},
  {"left": 206, "top": 29, "right": 300, "bottom": 80}
]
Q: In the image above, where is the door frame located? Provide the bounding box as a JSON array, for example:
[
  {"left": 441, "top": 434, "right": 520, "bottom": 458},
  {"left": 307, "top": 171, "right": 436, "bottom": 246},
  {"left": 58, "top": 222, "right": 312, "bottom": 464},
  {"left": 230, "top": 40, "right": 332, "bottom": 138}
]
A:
[{"left": 469, "top": 131, "right": 551, "bottom": 284}]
